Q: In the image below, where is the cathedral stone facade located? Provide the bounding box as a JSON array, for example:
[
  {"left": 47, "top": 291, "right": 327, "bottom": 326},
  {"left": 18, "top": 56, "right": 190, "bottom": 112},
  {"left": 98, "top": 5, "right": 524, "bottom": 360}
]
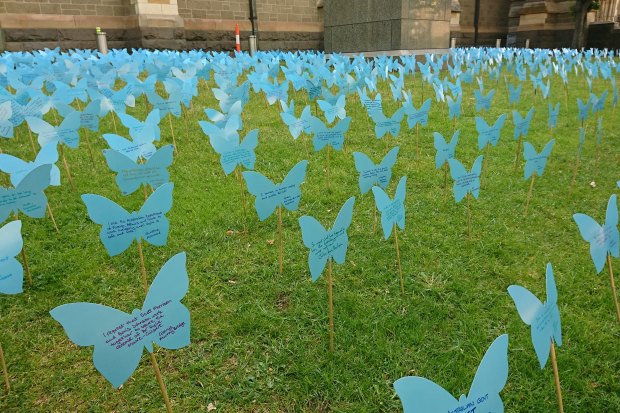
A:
[{"left": 0, "top": 0, "right": 618, "bottom": 51}]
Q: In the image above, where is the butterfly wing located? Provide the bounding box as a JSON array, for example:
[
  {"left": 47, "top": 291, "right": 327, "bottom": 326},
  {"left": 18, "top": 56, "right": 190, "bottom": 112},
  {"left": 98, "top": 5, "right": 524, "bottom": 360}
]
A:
[
  {"left": 0, "top": 220, "right": 24, "bottom": 294},
  {"left": 395, "top": 176, "right": 407, "bottom": 231},
  {"left": 606, "top": 195, "right": 620, "bottom": 258},
  {"left": 102, "top": 149, "right": 143, "bottom": 195},
  {"left": 0, "top": 154, "right": 29, "bottom": 186},
  {"left": 15, "top": 164, "right": 51, "bottom": 218},
  {"left": 81, "top": 194, "right": 134, "bottom": 256},
  {"left": 394, "top": 377, "right": 457, "bottom": 413},
  {"left": 26, "top": 116, "right": 56, "bottom": 147},
  {"left": 330, "top": 196, "right": 355, "bottom": 264},
  {"left": 138, "top": 182, "right": 174, "bottom": 247},
  {"left": 35, "top": 142, "right": 60, "bottom": 186},
  {"left": 242, "top": 171, "right": 278, "bottom": 221},
  {"left": 448, "top": 158, "right": 468, "bottom": 203},
  {"left": 522, "top": 142, "right": 538, "bottom": 180},
  {"left": 298, "top": 216, "right": 329, "bottom": 281},
  {"left": 50, "top": 303, "right": 141, "bottom": 388},
  {"left": 467, "top": 334, "right": 509, "bottom": 412},
  {"left": 353, "top": 151, "right": 376, "bottom": 194},
  {"left": 470, "top": 156, "right": 483, "bottom": 199},
  {"left": 280, "top": 160, "right": 308, "bottom": 212},
  {"left": 573, "top": 213, "right": 607, "bottom": 273},
  {"left": 142, "top": 252, "right": 191, "bottom": 351},
  {"left": 545, "top": 263, "right": 563, "bottom": 346},
  {"left": 372, "top": 186, "right": 393, "bottom": 240}
]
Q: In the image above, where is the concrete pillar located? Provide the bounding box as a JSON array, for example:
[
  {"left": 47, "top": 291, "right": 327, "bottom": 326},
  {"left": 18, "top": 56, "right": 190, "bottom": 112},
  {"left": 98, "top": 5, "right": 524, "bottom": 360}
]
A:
[{"left": 134, "top": 0, "right": 185, "bottom": 49}]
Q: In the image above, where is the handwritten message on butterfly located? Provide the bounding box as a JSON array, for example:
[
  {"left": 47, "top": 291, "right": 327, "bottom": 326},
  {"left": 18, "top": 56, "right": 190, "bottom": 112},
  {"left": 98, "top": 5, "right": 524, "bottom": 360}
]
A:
[
  {"left": 0, "top": 220, "right": 23, "bottom": 294},
  {"left": 50, "top": 252, "right": 190, "bottom": 388},
  {"left": 0, "top": 164, "right": 51, "bottom": 223}
]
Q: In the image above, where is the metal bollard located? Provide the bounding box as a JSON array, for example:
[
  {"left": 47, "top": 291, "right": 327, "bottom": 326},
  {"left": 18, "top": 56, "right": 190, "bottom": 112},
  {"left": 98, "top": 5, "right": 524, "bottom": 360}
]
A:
[
  {"left": 496, "top": 38, "right": 501, "bottom": 48},
  {"left": 450, "top": 37, "right": 456, "bottom": 49},
  {"left": 248, "top": 35, "right": 257, "bottom": 56},
  {"left": 525, "top": 39, "right": 530, "bottom": 49},
  {"left": 96, "top": 27, "right": 108, "bottom": 55}
]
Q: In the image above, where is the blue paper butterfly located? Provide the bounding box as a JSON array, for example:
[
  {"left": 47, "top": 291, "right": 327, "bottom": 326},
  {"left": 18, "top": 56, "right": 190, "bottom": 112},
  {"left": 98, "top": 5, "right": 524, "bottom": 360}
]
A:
[
  {"left": 548, "top": 103, "right": 560, "bottom": 129},
  {"left": 508, "top": 263, "right": 561, "bottom": 369},
  {"left": 476, "top": 114, "right": 506, "bottom": 149},
  {"left": 307, "top": 116, "right": 351, "bottom": 151},
  {"left": 370, "top": 107, "right": 405, "bottom": 139},
  {"left": 402, "top": 98, "right": 431, "bottom": 129},
  {"left": 394, "top": 334, "right": 509, "bottom": 413},
  {"left": 433, "top": 131, "right": 459, "bottom": 169},
  {"left": 0, "top": 142, "right": 60, "bottom": 186},
  {"left": 211, "top": 129, "right": 258, "bottom": 175},
  {"left": 102, "top": 133, "right": 157, "bottom": 162},
  {"left": 524, "top": 139, "right": 555, "bottom": 179},
  {"left": 513, "top": 108, "right": 534, "bottom": 140},
  {"left": 573, "top": 194, "right": 619, "bottom": 274},
  {"left": 317, "top": 94, "right": 346, "bottom": 124},
  {"left": 0, "top": 164, "right": 51, "bottom": 223},
  {"left": 353, "top": 147, "right": 399, "bottom": 194},
  {"left": 446, "top": 94, "right": 462, "bottom": 120},
  {"left": 372, "top": 176, "right": 406, "bottom": 240},
  {"left": 280, "top": 105, "right": 312, "bottom": 139},
  {"left": 298, "top": 197, "right": 356, "bottom": 281},
  {"left": 474, "top": 89, "right": 495, "bottom": 112},
  {"left": 242, "top": 160, "right": 308, "bottom": 221},
  {"left": 26, "top": 111, "right": 81, "bottom": 148},
  {"left": 0, "top": 101, "right": 14, "bottom": 138},
  {"left": 509, "top": 83, "right": 522, "bottom": 105},
  {"left": 577, "top": 98, "right": 590, "bottom": 124},
  {"left": 0, "top": 220, "right": 24, "bottom": 295},
  {"left": 199, "top": 115, "right": 241, "bottom": 146},
  {"left": 117, "top": 109, "right": 161, "bottom": 142},
  {"left": 81, "top": 182, "right": 174, "bottom": 256},
  {"left": 448, "top": 156, "right": 483, "bottom": 203},
  {"left": 103, "top": 145, "right": 174, "bottom": 196},
  {"left": 50, "top": 252, "right": 190, "bottom": 388}
]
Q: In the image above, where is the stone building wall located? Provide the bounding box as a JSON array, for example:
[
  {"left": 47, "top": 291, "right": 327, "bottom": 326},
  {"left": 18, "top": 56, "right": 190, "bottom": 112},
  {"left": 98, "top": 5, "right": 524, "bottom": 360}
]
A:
[
  {"left": 178, "top": 0, "right": 321, "bottom": 23},
  {"left": 451, "top": 0, "right": 511, "bottom": 46},
  {"left": 0, "top": 0, "right": 133, "bottom": 16}
]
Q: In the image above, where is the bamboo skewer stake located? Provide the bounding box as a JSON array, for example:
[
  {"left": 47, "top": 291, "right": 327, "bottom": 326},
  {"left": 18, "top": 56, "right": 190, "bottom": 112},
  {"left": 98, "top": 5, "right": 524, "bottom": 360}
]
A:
[
  {"left": 111, "top": 111, "right": 118, "bottom": 134},
  {"left": 415, "top": 124, "right": 420, "bottom": 160},
  {"left": 550, "top": 341, "right": 564, "bottom": 413},
  {"left": 26, "top": 126, "right": 36, "bottom": 155},
  {"left": 327, "top": 259, "right": 334, "bottom": 353},
  {"left": 443, "top": 163, "right": 448, "bottom": 203},
  {"left": 47, "top": 204, "right": 59, "bottom": 233},
  {"left": 606, "top": 255, "right": 620, "bottom": 325},
  {"left": 0, "top": 343, "right": 9, "bottom": 391},
  {"left": 59, "top": 145, "right": 75, "bottom": 190},
  {"left": 277, "top": 206, "right": 283, "bottom": 274},
  {"left": 149, "top": 352, "right": 173, "bottom": 413},
  {"left": 514, "top": 137, "right": 522, "bottom": 174},
  {"left": 84, "top": 130, "right": 96, "bottom": 168},
  {"left": 394, "top": 224, "right": 404, "bottom": 294},
  {"left": 524, "top": 174, "right": 536, "bottom": 215},
  {"left": 168, "top": 115, "right": 178, "bottom": 153}
]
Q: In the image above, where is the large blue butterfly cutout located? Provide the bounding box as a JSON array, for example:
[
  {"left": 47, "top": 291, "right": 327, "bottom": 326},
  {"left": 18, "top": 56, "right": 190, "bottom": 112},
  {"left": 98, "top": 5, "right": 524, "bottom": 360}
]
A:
[
  {"left": 103, "top": 145, "right": 174, "bottom": 196},
  {"left": 210, "top": 129, "right": 258, "bottom": 175},
  {"left": 476, "top": 114, "right": 506, "bottom": 149},
  {"left": 474, "top": 89, "right": 495, "bottom": 112},
  {"left": 299, "top": 197, "right": 355, "bottom": 281},
  {"left": 402, "top": 98, "right": 431, "bottom": 129},
  {"left": 102, "top": 133, "right": 157, "bottom": 162},
  {"left": 513, "top": 107, "right": 534, "bottom": 140},
  {"left": 81, "top": 182, "right": 174, "bottom": 256},
  {"left": 433, "top": 131, "right": 459, "bottom": 169},
  {"left": 0, "top": 142, "right": 60, "bottom": 186},
  {"left": 0, "top": 164, "right": 51, "bottom": 223},
  {"left": 508, "top": 263, "right": 562, "bottom": 369},
  {"left": 50, "top": 252, "right": 190, "bottom": 388},
  {"left": 448, "top": 156, "right": 483, "bottom": 203},
  {"left": 242, "top": 160, "right": 308, "bottom": 221},
  {"left": 394, "top": 334, "right": 509, "bottom": 413},
  {"left": 353, "top": 147, "right": 399, "bottom": 194},
  {"left": 370, "top": 107, "right": 405, "bottom": 139},
  {"left": 523, "top": 139, "right": 555, "bottom": 179},
  {"left": 26, "top": 111, "right": 81, "bottom": 148},
  {"left": 573, "top": 194, "right": 619, "bottom": 274},
  {"left": 307, "top": 116, "right": 351, "bottom": 151},
  {"left": 372, "top": 176, "right": 406, "bottom": 240},
  {"left": 117, "top": 109, "right": 162, "bottom": 142},
  {"left": 317, "top": 94, "right": 346, "bottom": 123}
]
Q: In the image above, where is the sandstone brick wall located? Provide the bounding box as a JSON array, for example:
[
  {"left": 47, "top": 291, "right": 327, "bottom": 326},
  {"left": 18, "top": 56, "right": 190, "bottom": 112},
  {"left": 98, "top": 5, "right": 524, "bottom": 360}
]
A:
[
  {"left": 0, "top": 0, "right": 133, "bottom": 16},
  {"left": 177, "top": 0, "right": 322, "bottom": 23}
]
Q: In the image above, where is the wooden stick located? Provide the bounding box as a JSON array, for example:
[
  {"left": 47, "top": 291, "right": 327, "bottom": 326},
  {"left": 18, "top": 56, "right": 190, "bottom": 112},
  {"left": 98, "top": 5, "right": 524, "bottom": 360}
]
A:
[
  {"left": 524, "top": 174, "right": 536, "bottom": 215},
  {"left": 606, "top": 255, "right": 620, "bottom": 325},
  {"left": 277, "top": 206, "right": 283, "bottom": 274},
  {"left": 0, "top": 343, "right": 9, "bottom": 391},
  {"left": 326, "top": 145, "right": 330, "bottom": 190},
  {"left": 168, "top": 115, "right": 178, "bottom": 153},
  {"left": 235, "top": 167, "right": 247, "bottom": 232},
  {"left": 137, "top": 242, "right": 148, "bottom": 293},
  {"left": 327, "top": 259, "right": 334, "bottom": 353},
  {"left": 569, "top": 156, "right": 581, "bottom": 195},
  {"left": 443, "top": 163, "right": 448, "bottom": 203},
  {"left": 143, "top": 185, "right": 148, "bottom": 201},
  {"left": 27, "top": 126, "right": 36, "bottom": 155},
  {"left": 14, "top": 213, "right": 33, "bottom": 286},
  {"left": 394, "top": 224, "right": 404, "bottom": 294},
  {"left": 84, "top": 130, "right": 96, "bottom": 169},
  {"left": 415, "top": 123, "right": 420, "bottom": 160},
  {"left": 149, "top": 352, "right": 173, "bottom": 413},
  {"left": 514, "top": 137, "right": 522, "bottom": 174},
  {"left": 111, "top": 111, "right": 118, "bottom": 134},
  {"left": 550, "top": 341, "right": 564, "bottom": 413},
  {"left": 467, "top": 193, "right": 472, "bottom": 240},
  {"left": 59, "top": 145, "right": 75, "bottom": 191},
  {"left": 47, "top": 204, "right": 59, "bottom": 233},
  {"left": 373, "top": 202, "right": 377, "bottom": 234}
]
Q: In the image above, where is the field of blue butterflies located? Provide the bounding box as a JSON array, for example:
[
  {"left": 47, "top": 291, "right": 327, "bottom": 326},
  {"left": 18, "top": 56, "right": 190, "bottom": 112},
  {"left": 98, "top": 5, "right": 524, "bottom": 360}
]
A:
[{"left": 0, "top": 46, "right": 619, "bottom": 412}]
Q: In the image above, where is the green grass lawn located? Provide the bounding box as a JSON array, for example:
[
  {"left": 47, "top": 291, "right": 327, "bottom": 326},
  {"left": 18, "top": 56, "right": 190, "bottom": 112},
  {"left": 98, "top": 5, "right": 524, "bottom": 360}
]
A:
[{"left": 0, "top": 64, "right": 619, "bottom": 412}]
